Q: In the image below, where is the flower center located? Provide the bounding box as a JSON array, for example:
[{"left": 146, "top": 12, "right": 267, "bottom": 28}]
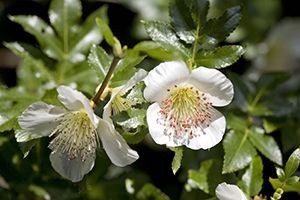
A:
[
  {"left": 157, "top": 85, "right": 213, "bottom": 144},
  {"left": 48, "top": 111, "right": 97, "bottom": 161}
]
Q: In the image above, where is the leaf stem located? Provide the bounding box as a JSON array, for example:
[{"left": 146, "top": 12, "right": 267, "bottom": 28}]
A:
[
  {"left": 91, "top": 56, "right": 120, "bottom": 106},
  {"left": 190, "top": 24, "right": 201, "bottom": 70}
]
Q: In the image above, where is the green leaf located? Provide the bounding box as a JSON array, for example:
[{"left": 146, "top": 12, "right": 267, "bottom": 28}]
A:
[
  {"left": 0, "top": 116, "right": 18, "bottom": 132},
  {"left": 227, "top": 114, "right": 247, "bottom": 132},
  {"left": 169, "top": 147, "right": 183, "bottom": 175},
  {"left": 117, "top": 108, "right": 146, "bottom": 129},
  {"left": 190, "top": 0, "right": 209, "bottom": 28},
  {"left": 269, "top": 178, "right": 300, "bottom": 193},
  {"left": 136, "top": 183, "right": 171, "bottom": 200},
  {"left": 18, "top": 139, "right": 38, "bottom": 158},
  {"left": 223, "top": 131, "right": 257, "bottom": 173},
  {"left": 285, "top": 148, "right": 300, "bottom": 178},
  {"left": 276, "top": 167, "right": 286, "bottom": 181},
  {"left": 49, "top": 0, "right": 82, "bottom": 39},
  {"left": 249, "top": 129, "right": 282, "bottom": 165},
  {"left": 196, "top": 45, "right": 245, "bottom": 69},
  {"left": 203, "top": 6, "right": 241, "bottom": 42},
  {"left": 126, "top": 82, "right": 146, "bottom": 105},
  {"left": 122, "top": 127, "right": 148, "bottom": 145},
  {"left": 286, "top": 176, "right": 300, "bottom": 185},
  {"left": 133, "top": 41, "right": 184, "bottom": 61},
  {"left": 111, "top": 50, "right": 145, "bottom": 87},
  {"left": 69, "top": 6, "right": 108, "bottom": 61},
  {"left": 9, "top": 15, "right": 63, "bottom": 60},
  {"left": 143, "top": 21, "right": 190, "bottom": 58},
  {"left": 96, "top": 17, "right": 115, "bottom": 46},
  {"left": 88, "top": 44, "right": 112, "bottom": 82},
  {"left": 188, "top": 160, "right": 214, "bottom": 193},
  {"left": 170, "top": 0, "right": 195, "bottom": 43},
  {"left": 263, "top": 118, "right": 281, "bottom": 134},
  {"left": 238, "top": 156, "right": 263, "bottom": 196},
  {"left": 28, "top": 184, "right": 50, "bottom": 200}
]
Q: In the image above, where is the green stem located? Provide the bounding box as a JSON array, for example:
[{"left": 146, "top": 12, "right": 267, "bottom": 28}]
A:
[
  {"left": 92, "top": 56, "right": 120, "bottom": 105},
  {"left": 190, "top": 24, "right": 201, "bottom": 70},
  {"left": 249, "top": 88, "right": 266, "bottom": 111}
]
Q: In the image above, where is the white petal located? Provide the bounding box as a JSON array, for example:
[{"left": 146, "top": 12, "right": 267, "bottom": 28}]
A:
[
  {"left": 144, "top": 61, "right": 189, "bottom": 102},
  {"left": 49, "top": 151, "right": 95, "bottom": 182},
  {"left": 189, "top": 67, "right": 234, "bottom": 106},
  {"left": 187, "top": 108, "right": 226, "bottom": 150},
  {"left": 18, "top": 102, "right": 65, "bottom": 142},
  {"left": 216, "top": 182, "right": 248, "bottom": 200},
  {"left": 120, "top": 69, "right": 148, "bottom": 94},
  {"left": 97, "top": 119, "right": 139, "bottom": 167},
  {"left": 146, "top": 103, "right": 179, "bottom": 146},
  {"left": 103, "top": 99, "right": 113, "bottom": 122},
  {"left": 57, "top": 85, "right": 97, "bottom": 127}
]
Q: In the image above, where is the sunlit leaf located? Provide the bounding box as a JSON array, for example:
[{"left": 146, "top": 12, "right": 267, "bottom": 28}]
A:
[
  {"left": 238, "top": 156, "right": 263, "bottom": 196},
  {"left": 188, "top": 160, "right": 213, "bottom": 193},
  {"left": 196, "top": 45, "right": 245, "bottom": 69},
  {"left": 249, "top": 129, "right": 282, "bottom": 165},
  {"left": 9, "top": 15, "right": 63, "bottom": 60},
  {"left": 96, "top": 17, "right": 115, "bottom": 46},
  {"left": 269, "top": 178, "right": 300, "bottom": 193},
  {"left": 143, "top": 21, "right": 190, "bottom": 58},
  {"left": 285, "top": 148, "right": 300, "bottom": 178},
  {"left": 203, "top": 6, "right": 241, "bottom": 42},
  {"left": 169, "top": 147, "right": 183, "bottom": 175},
  {"left": 88, "top": 44, "right": 112, "bottom": 82},
  {"left": 223, "top": 131, "right": 257, "bottom": 173}
]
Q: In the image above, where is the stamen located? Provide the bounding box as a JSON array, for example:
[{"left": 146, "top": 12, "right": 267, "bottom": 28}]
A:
[
  {"left": 111, "top": 93, "right": 133, "bottom": 115},
  {"left": 157, "top": 85, "right": 214, "bottom": 145},
  {"left": 48, "top": 111, "right": 97, "bottom": 161}
]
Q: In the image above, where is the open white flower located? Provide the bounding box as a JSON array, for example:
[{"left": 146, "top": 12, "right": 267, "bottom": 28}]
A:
[
  {"left": 17, "top": 85, "right": 139, "bottom": 182},
  {"left": 103, "top": 69, "right": 147, "bottom": 121},
  {"left": 143, "top": 61, "right": 233, "bottom": 149},
  {"left": 215, "top": 182, "right": 248, "bottom": 200}
]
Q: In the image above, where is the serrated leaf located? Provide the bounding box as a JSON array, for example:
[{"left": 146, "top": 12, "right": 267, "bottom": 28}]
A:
[
  {"left": 69, "top": 6, "right": 107, "bottom": 61},
  {"left": 269, "top": 178, "right": 300, "bottom": 193},
  {"left": 203, "top": 6, "right": 241, "bottom": 42},
  {"left": 143, "top": 21, "right": 190, "bottom": 58},
  {"left": 196, "top": 45, "right": 244, "bottom": 69},
  {"left": 88, "top": 44, "right": 112, "bottom": 82},
  {"left": 188, "top": 160, "right": 214, "bottom": 193},
  {"left": 49, "top": 0, "right": 82, "bottom": 39},
  {"left": 133, "top": 41, "right": 183, "bottom": 61},
  {"left": 169, "top": 147, "right": 183, "bottom": 175},
  {"left": 136, "top": 183, "right": 170, "bottom": 200},
  {"left": 9, "top": 15, "right": 63, "bottom": 60},
  {"left": 126, "top": 82, "right": 146, "bottom": 105},
  {"left": 285, "top": 148, "right": 300, "bottom": 178},
  {"left": 117, "top": 108, "right": 146, "bottom": 129},
  {"left": 190, "top": 0, "right": 209, "bottom": 28},
  {"left": 96, "top": 17, "right": 115, "bottom": 46},
  {"left": 170, "top": 0, "right": 195, "bottom": 43},
  {"left": 249, "top": 129, "right": 282, "bottom": 165},
  {"left": 223, "top": 131, "right": 257, "bottom": 173},
  {"left": 238, "top": 156, "right": 263, "bottom": 196}
]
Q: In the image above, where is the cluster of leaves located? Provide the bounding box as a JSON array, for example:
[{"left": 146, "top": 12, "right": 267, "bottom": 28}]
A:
[{"left": 0, "top": 0, "right": 299, "bottom": 199}]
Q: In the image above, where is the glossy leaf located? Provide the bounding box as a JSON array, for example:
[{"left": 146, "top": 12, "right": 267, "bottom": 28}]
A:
[
  {"left": 133, "top": 41, "right": 184, "bottom": 61},
  {"left": 9, "top": 15, "right": 63, "bottom": 60},
  {"left": 249, "top": 129, "right": 282, "bottom": 165},
  {"left": 143, "top": 21, "right": 190, "bottom": 58},
  {"left": 223, "top": 131, "right": 257, "bottom": 173},
  {"left": 196, "top": 45, "right": 245, "bottom": 69},
  {"left": 169, "top": 147, "right": 183, "bottom": 175},
  {"left": 285, "top": 148, "right": 300, "bottom": 178},
  {"left": 203, "top": 6, "right": 241, "bottom": 42},
  {"left": 238, "top": 156, "right": 263, "bottom": 196},
  {"left": 126, "top": 82, "right": 146, "bottom": 105},
  {"left": 190, "top": 0, "right": 209, "bottom": 28},
  {"left": 69, "top": 6, "right": 107, "bottom": 62},
  {"left": 88, "top": 44, "right": 112, "bottom": 82},
  {"left": 49, "top": 0, "right": 82, "bottom": 39}
]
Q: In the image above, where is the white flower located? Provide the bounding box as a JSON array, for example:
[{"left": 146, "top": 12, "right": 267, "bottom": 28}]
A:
[
  {"left": 103, "top": 69, "right": 147, "bottom": 121},
  {"left": 215, "top": 182, "right": 248, "bottom": 200},
  {"left": 143, "top": 61, "right": 233, "bottom": 149},
  {"left": 17, "top": 85, "right": 139, "bottom": 182}
]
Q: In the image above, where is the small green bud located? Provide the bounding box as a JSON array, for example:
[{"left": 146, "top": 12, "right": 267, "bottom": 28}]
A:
[
  {"left": 273, "top": 192, "right": 281, "bottom": 199},
  {"left": 276, "top": 188, "right": 284, "bottom": 195}
]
